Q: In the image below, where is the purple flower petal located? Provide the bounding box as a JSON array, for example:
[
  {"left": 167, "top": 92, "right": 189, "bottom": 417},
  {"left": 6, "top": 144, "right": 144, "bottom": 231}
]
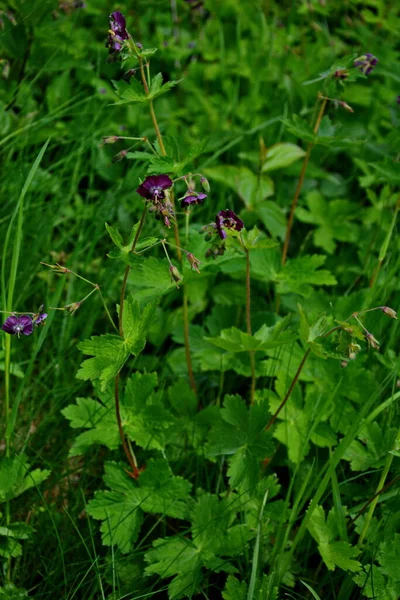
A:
[
  {"left": 34, "top": 313, "right": 48, "bottom": 326},
  {"left": 136, "top": 174, "right": 173, "bottom": 201},
  {"left": 2, "top": 315, "right": 33, "bottom": 336},
  {"left": 181, "top": 193, "right": 207, "bottom": 208},
  {"left": 215, "top": 209, "right": 244, "bottom": 239}
]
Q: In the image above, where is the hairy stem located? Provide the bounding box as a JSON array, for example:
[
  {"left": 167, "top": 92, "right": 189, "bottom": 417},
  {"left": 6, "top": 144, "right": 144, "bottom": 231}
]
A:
[
  {"left": 266, "top": 348, "right": 311, "bottom": 431},
  {"left": 281, "top": 96, "right": 327, "bottom": 266}
]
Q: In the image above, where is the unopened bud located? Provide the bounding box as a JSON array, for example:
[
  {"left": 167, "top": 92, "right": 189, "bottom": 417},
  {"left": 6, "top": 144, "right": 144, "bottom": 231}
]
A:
[
  {"left": 169, "top": 265, "right": 182, "bottom": 288},
  {"left": 341, "top": 360, "right": 349, "bottom": 368},
  {"left": 366, "top": 332, "right": 380, "bottom": 349},
  {"left": 339, "top": 101, "right": 354, "bottom": 113},
  {"left": 200, "top": 176, "right": 210, "bottom": 193},
  {"left": 112, "top": 149, "right": 128, "bottom": 162},
  {"left": 382, "top": 306, "right": 397, "bottom": 319},
  {"left": 334, "top": 69, "right": 349, "bottom": 80},
  {"left": 349, "top": 352, "right": 357, "bottom": 361},
  {"left": 101, "top": 136, "right": 119, "bottom": 145},
  {"left": 186, "top": 253, "right": 201, "bottom": 273}
]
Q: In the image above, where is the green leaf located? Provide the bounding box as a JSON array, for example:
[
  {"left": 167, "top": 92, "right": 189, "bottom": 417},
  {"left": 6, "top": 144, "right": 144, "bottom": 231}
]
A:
[
  {"left": 205, "top": 318, "right": 294, "bottom": 354},
  {"left": 207, "top": 396, "right": 275, "bottom": 490},
  {"left": 0, "top": 456, "right": 50, "bottom": 503},
  {"left": 77, "top": 297, "right": 157, "bottom": 391},
  {"left": 87, "top": 461, "right": 191, "bottom": 554},
  {"left": 307, "top": 506, "right": 361, "bottom": 572},
  {"left": 62, "top": 389, "right": 119, "bottom": 456},
  {"left": 128, "top": 256, "right": 176, "bottom": 302},
  {"left": 203, "top": 165, "right": 274, "bottom": 208},
  {"left": 240, "top": 226, "right": 279, "bottom": 250},
  {"left": 148, "top": 73, "right": 182, "bottom": 100},
  {"left": 222, "top": 576, "right": 247, "bottom": 600},
  {"left": 123, "top": 371, "right": 176, "bottom": 450},
  {"left": 262, "top": 143, "right": 306, "bottom": 172},
  {"left": 277, "top": 255, "right": 337, "bottom": 297},
  {"left": 111, "top": 79, "right": 147, "bottom": 104}
]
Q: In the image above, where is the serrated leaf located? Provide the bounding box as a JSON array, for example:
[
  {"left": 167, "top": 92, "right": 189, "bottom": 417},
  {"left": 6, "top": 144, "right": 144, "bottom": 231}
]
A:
[
  {"left": 148, "top": 73, "right": 182, "bottom": 100},
  {"left": 277, "top": 255, "right": 337, "bottom": 297},
  {"left": 62, "top": 391, "right": 119, "bottom": 456},
  {"left": 205, "top": 318, "right": 294, "bottom": 354},
  {"left": 0, "top": 456, "right": 50, "bottom": 503},
  {"left": 88, "top": 460, "right": 191, "bottom": 554},
  {"left": 111, "top": 78, "right": 147, "bottom": 104}
]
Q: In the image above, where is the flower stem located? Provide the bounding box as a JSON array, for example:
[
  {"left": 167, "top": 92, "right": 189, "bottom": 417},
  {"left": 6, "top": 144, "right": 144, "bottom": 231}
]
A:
[
  {"left": 281, "top": 95, "right": 327, "bottom": 266},
  {"left": 244, "top": 245, "right": 256, "bottom": 404},
  {"left": 266, "top": 348, "right": 311, "bottom": 431},
  {"left": 136, "top": 53, "right": 195, "bottom": 393}
]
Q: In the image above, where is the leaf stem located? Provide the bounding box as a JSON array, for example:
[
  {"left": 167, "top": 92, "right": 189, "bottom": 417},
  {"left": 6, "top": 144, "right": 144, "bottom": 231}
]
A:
[
  {"left": 281, "top": 95, "right": 327, "bottom": 266},
  {"left": 115, "top": 375, "right": 139, "bottom": 479}
]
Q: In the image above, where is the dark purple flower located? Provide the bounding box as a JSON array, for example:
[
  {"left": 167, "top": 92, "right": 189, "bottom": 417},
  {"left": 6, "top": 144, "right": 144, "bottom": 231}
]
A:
[
  {"left": 397, "top": 96, "right": 400, "bottom": 105},
  {"left": 107, "top": 11, "right": 129, "bottom": 56},
  {"left": 136, "top": 175, "right": 173, "bottom": 201},
  {"left": 354, "top": 53, "right": 378, "bottom": 75},
  {"left": 34, "top": 313, "right": 48, "bottom": 326},
  {"left": 2, "top": 315, "right": 33, "bottom": 337},
  {"left": 181, "top": 192, "right": 207, "bottom": 208},
  {"left": 215, "top": 209, "right": 244, "bottom": 240}
]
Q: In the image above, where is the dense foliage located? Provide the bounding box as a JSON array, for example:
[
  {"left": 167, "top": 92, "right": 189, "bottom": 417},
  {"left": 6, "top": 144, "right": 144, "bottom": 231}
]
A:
[{"left": 1, "top": 1, "right": 400, "bottom": 599}]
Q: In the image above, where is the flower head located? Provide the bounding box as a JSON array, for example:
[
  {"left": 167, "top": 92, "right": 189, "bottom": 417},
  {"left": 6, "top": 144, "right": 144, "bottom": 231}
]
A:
[
  {"left": 354, "top": 53, "right": 378, "bottom": 75},
  {"left": 136, "top": 174, "right": 173, "bottom": 201},
  {"left": 2, "top": 315, "right": 33, "bottom": 337},
  {"left": 107, "top": 11, "right": 129, "bottom": 58},
  {"left": 215, "top": 209, "right": 244, "bottom": 240},
  {"left": 34, "top": 312, "right": 48, "bottom": 326},
  {"left": 181, "top": 192, "right": 207, "bottom": 208}
]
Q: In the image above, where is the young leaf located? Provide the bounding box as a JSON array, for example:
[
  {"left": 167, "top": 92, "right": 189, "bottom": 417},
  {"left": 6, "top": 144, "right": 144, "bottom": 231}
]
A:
[
  {"left": 0, "top": 456, "right": 50, "bottom": 503},
  {"left": 262, "top": 143, "right": 306, "bottom": 172}
]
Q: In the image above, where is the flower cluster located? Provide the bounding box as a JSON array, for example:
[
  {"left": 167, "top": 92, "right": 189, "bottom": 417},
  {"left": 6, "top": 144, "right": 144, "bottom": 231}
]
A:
[
  {"left": 201, "top": 209, "right": 245, "bottom": 258},
  {"left": 136, "top": 175, "right": 175, "bottom": 227},
  {"left": 2, "top": 311, "right": 47, "bottom": 337}
]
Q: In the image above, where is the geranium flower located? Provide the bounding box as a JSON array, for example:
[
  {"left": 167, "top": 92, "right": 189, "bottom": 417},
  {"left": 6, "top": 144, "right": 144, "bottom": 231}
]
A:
[
  {"left": 107, "top": 11, "right": 129, "bottom": 56},
  {"left": 215, "top": 209, "right": 244, "bottom": 240},
  {"left": 181, "top": 193, "right": 207, "bottom": 208},
  {"left": 34, "top": 313, "right": 48, "bottom": 326},
  {"left": 354, "top": 53, "right": 378, "bottom": 75},
  {"left": 2, "top": 315, "right": 33, "bottom": 337},
  {"left": 136, "top": 174, "right": 173, "bottom": 201}
]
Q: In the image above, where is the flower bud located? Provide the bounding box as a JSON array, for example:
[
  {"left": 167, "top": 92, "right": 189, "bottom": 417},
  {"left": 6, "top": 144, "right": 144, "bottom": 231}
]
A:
[
  {"left": 341, "top": 360, "right": 349, "bottom": 368},
  {"left": 101, "top": 136, "right": 119, "bottom": 145},
  {"left": 381, "top": 306, "right": 397, "bottom": 319},
  {"left": 339, "top": 101, "right": 354, "bottom": 113},
  {"left": 200, "top": 176, "right": 210, "bottom": 193},
  {"left": 366, "top": 332, "right": 380, "bottom": 349},
  {"left": 112, "top": 149, "right": 128, "bottom": 162},
  {"left": 169, "top": 265, "right": 182, "bottom": 288},
  {"left": 334, "top": 68, "right": 349, "bottom": 80},
  {"left": 186, "top": 253, "right": 201, "bottom": 273},
  {"left": 65, "top": 302, "right": 81, "bottom": 315}
]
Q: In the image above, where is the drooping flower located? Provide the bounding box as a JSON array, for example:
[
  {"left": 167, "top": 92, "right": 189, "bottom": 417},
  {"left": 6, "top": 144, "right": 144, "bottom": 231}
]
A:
[
  {"left": 136, "top": 174, "right": 173, "bottom": 201},
  {"left": 107, "top": 11, "right": 129, "bottom": 57},
  {"left": 34, "top": 312, "right": 48, "bottom": 326},
  {"left": 354, "top": 53, "right": 378, "bottom": 75},
  {"left": 2, "top": 315, "right": 33, "bottom": 337},
  {"left": 181, "top": 192, "right": 207, "bottom": 208},
  {"left": 381, "top": 306, "right": 397, "bottom": 319},
  {"left": 186, "top": 253, "right": 201, "bottom": 273},
  {"left": 215, "top": 209, "right": 244, "bottom": 240},
  {"left": 366, "top": 332, "right": 380, "bottom": 349}
]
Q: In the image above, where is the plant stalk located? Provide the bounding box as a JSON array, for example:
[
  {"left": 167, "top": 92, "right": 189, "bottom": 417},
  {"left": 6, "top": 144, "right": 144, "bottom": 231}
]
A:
[
  {"left": 281, "top": 96, "right": 327, "bottom": 266},
  {"left": 266, "top": 348, "right": 311, "bottom": 430},
  {"left": 244, "top": 246, "right": 256, "bottom": 404}
]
